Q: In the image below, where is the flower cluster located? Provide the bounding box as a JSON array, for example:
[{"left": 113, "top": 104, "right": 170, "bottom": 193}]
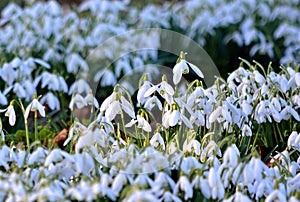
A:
[
  {"left": 1, "top": 0, "right": 300, "bottom": 111},
  {"left": 0, "top": 131, "right": 299, "bottom": 201}
]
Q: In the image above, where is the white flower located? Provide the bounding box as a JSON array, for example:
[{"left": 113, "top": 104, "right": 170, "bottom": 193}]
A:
[
  {"left": 85, "top": 92, "right": 99, "bottom": 108},
  {"left": 125, "top": 190, "right": 158, "bottom": 202},
  {"left": 160, "top": 191, "right": 181, "bottom": 202},
  {"left": 287, "top": 131, "right": 300, "bottom": 148},
  {"left": 40, "top": 92, "right": 60, "bottom": 111},
  {"left": 65, "top": 53, "right": 89, "bottom": 74},
  {"left": 0, "top": 91, "right": 8, "bottom": 105},
  {"left": 208, "top": 167, "right": 225, "bottom": 200},
  {"left": 100, "top": 92, "right": 135, "bottom": 121},
  {"left": 192, "top": 175, "right": 211, "bottom": 198},
  {"left": 223, "top": 190, "right": 252, "bottom": 202},
  {"left": 280, "top": 105, "right": 300, "bottom": 121},
  {"left": 181, "top": 156, "right": 202, "bottom": 174},
  {"left": 242, "top": 124, "right": 252, "bottom": 136},
  {"left": 223, "top": 144, "right": 240, "bottom": 167},
  {"left": 144, "top": 79, "right": 174, "bottom": 104},
  {"left": 265, "top": 190, "right": 287, "bottom": 202},
  {"left": 133, "top": 174, "right": 154, "bottom": 187},
  {"left": 69, "top": 79, "right": 91, "bottom": 95},
  {"left": 112, "top": 173, "right": 128, "bottom": 194},
  {"left": 144, "top": 96, "right": 162, "bottom": 110},
  {"left": 0, "top": 62, "right": 18, "bottom": 86},
  {"left": 126, "top": 115, "right": 152, "bottom": 132},
  {"left": 183, "top": 139, "right": 201, "bottom": 155},
  {"left": 162, "top": 108, "right": 192, "bottom": 128},
  {"left": 69, "top": 94, "right": 87, "bottom": 110},
  {"left": 173, "top": 57, "right": 204, "bottom": 85},
  {"left": 25, "top": 97, "right": 46, "bottom": 119},
  {"left": 13, "top": 83, "right": 27, "bottom": 99},
  {"left": 174, "top": 176, "right": 193, "bottom": 200},
  {"left": 0, "top": 104, "right": 16, "bottom": 126},
  {"left": 150, "top": 133, "right": 165, "bottom": 150},
  {"left": 153, "top": 172, "right": 176, "bottom": 191},
  {"left": 137, "top": 80, "right": 152, "bottom": 104},
  {"left": 28, "top": 147, "right": 47, "bottom": 165}
]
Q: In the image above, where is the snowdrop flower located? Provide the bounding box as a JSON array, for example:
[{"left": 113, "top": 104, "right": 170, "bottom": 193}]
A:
[
  {"left": 34, "top": 72, "right": 68, "bottom": 93},
  {"left": 69, "top": 79, "right": 91, "bottom": 95},
  {"left": 100, "top": 91, "right": 135, "bottom": 121},
  {"left": 112, "top": 173, "right": 128, "bottom": 194},
  {"left": 183, "top": 139, "right": 201, "bottom": 155},
  {"left": 133, "top": 174, "right": 154, "bottom": 187},
  {"left": 13, "top": 83, "right": 27, "bottom": 99},
  {"left": 162, "top": 108, "right": 192, "bottom": 128},
  {"left": 265, "top": 189, "right": 287, "bottom": 202},
  {"left": 0, "top": 102, "right": 16, "bottom": 126},
  {"left": 144, "top": 76, "right": 174, "bottom": 104},
  {"left": 174, "top": 176, "right": 193, "bottom": 200},
  {"left": 173, "top": 51, "right": 204, "bottom": 85},
  {"left": 28, "top": 147, "right": 47, "bottom": 165},
  {"left": 126, "top": 114, "right": 151, "bottom": 132},
  {"left": 192, "top": 175, "right": 211, "bottom": 198},
  {"left": 249, "top": 157, "right": 269, "bottom": 182},
  {"left": 74, "top": 152, "right": 95, "bottom": 175},
  {"left": 280, "top": 104, "right": 300, "bottom": 121},
  {"left": 223, "top": 144, "right": 240, "bottom": 167},
  {"left": 0, "top": 91, "right": 8, "bottom": 105},
  {"left": 125, "top": 190, "right": 158, "bottom": 202},
  {"left": 150, "top": 133, "right": 165, "bottom": 150},
  {"left": 85, "top": 91, "right": 99, "bottom": 108},
  {"left": 160, "top": 191, "right": 181, "bottom": 202},
  {"left": 200, "top": 141, "right": 222, "bottom": 162},
  {"left": 65, "top": 53, "right": 89, "bottom": 74},
  {"left": 255, "top": 178, "right": 273, "bottom": 200},
  {"left": 209, "top": 102, "right": 232, "bottom": 124},
  {"left": 40, "top": 92, "right": 60, "bottom": 110},
  {"left": 180, "top": 156, "right": 202, "bottom": 174},
  {"left": 137, "top": 78, "right": 152, "bottom": 104},
  {"left": 153, "top": 172, "right": 176, "bottom": 191},
  {"left": 190, "top": 109, "right": 205, "bottom": 127},
  {"left": 144, "top": 96, "right": 162, "bottom": 110},
  {"left": 69, "top": 94, "right": 87, "bottom": 110},
  {"left": 223, "top": 189, "right": 252, "bottom": 202},
  {"left": 287, "top": 131, "right": 300, "bottom": 148},
  {"left": 0, "top": 63, "right": 18, "bottom": 86},
  {"left": 242, "top": 124, "right": 252, "bottom": 136},
  {"left": 270, "top": 150, "right": 290, "bottom": 167},
  {"left": 208, "top": 167, "right": 225, "bottom": 200},
  {"left": 94, "top": 69, "right": 117, "bottom": 86},
  {"left": 25, "top": 96, "right": 46, "bottom": 119}
]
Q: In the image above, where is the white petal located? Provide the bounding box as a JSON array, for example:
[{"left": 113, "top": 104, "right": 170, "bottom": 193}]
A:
[
  {"left": 144, "top": 86, "right": 157, "bottom": 97},
  {"left": 125, "top": 119, "right": 137, "bottom": 128},
  {"left": 188, "top": 61, "right": 204, "bottom": 78},
  {"left": 9, "top": 109, "right": 16, "bottom": 126},
  {"left": 100, "top": 93, "right": 114, "bottom": 112},
  {"left": 161, "top": 81, "right": 174, "bottom": 96},
  {"left": 37, "top": 101, "right": 46, "bottom": 117},
  {"left": 168, "top": 110, "right": 181, "bottom": 127},
  {"left": 173, "top": 72, "right": 182, "bottom": 85},
  {"left": 121, "top": 96, "right": 135, "bottom": 118},
  {"left": 25, "top": 103, "right": 32, "bottom": 119},
  {"left": 105, "top": 101, "right": 121, "bottom": 121}
]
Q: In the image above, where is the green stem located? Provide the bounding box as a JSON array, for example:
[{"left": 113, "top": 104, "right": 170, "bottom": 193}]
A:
[
  {"left": 34, "top": 110, "right": 38, "bottom": 142},
  {"left": 25, "top": 116, "right": 29, "bottom": 147},
  {"left": 18, "top": 99, "right": 30, "bottom": 147}
]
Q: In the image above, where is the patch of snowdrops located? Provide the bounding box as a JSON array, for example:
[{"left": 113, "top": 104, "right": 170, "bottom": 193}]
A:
[
  {"left": 1, "top": 54, "right": 300, "bottom": 201},
  {"left": 0, "top": 0, "right": 300, "bottom": 109},
  {"left": 0, "top": 0, "right": 300, "bottom": 201}
]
